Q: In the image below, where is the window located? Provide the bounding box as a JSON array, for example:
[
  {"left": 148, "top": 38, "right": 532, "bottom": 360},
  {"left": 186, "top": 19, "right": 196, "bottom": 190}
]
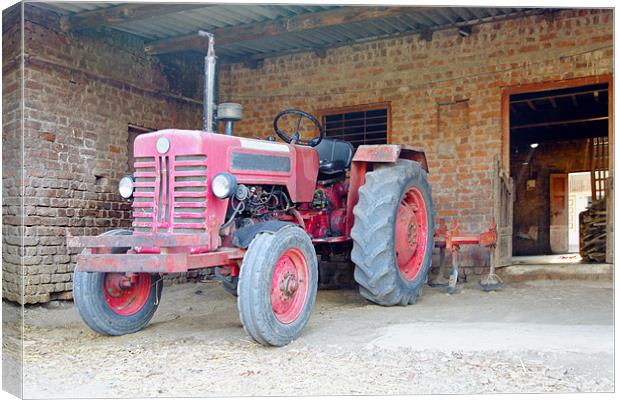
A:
[{"left": 320, "top": 103, "right": 389, "bottom": 148}]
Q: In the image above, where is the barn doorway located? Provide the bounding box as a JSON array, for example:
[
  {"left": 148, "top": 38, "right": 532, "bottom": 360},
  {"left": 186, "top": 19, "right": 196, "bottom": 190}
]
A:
[{"left": 504, "top": 77, "right": 612, "bottom": 265}]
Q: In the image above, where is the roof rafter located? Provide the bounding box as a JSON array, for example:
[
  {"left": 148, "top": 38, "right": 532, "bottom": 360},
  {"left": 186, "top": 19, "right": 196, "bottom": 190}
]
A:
[
  {"left": 144, "top": 6, "right": 436, "bottom": 55},
  {"left": 65, "top": 3, "right": 211, "bottom": 31}
]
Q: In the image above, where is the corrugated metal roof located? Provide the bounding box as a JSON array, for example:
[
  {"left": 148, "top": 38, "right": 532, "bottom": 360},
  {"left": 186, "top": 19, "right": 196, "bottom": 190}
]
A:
[
  {"left": 33, "top": 3, "right": 547, "bottom": 62},
  {"left": 112, "top": 4, "right": 336, "bottom": 41}
]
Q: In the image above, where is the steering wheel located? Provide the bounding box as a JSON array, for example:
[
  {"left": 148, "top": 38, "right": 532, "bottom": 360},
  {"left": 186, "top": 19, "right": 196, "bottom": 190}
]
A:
[{"left": 273, "top": 109, "right": 324, "bottom": 147}]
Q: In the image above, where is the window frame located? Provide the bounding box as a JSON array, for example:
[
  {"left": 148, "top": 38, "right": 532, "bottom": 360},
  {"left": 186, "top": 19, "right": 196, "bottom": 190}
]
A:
[{"left": 317, "top": 102, "right": 392, "bottom": 146}]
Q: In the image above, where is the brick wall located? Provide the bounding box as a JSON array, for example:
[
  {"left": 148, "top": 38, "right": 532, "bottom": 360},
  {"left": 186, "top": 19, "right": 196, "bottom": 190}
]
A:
[
  {"left": 219, "top": 8, "right": 613, "bottom": 267},
  {"left": 2, "top": 5, "right": 202, "bottom": 304},
  {"left": 3, "top": 4, "right": 25, "bottom": 305}
]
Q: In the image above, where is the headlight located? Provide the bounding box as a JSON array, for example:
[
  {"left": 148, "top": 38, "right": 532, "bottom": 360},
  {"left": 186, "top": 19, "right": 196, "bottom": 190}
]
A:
[
  {"left": 118, "top": 176, "right": 134, "bottom": 199},
  {"left": 211, "top": 173, "right": 237, "bottom": 199}
]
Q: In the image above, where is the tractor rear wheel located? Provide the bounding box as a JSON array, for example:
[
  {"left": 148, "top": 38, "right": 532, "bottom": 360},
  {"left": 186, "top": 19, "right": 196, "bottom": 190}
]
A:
[
  {"left": 73, "top": 229, "right": 163, "bottom": 336},
  {"left": 351, "top": 159, "right": 435, "bottom": 306},
  {"left": 237, "top": 225, "right": 318, "bottom": 346}
]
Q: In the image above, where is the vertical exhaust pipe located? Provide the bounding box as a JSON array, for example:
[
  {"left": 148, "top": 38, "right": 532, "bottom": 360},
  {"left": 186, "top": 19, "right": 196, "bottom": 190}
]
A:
[{"left": 199, "top": 31, "right": 217, "bottom": 132}]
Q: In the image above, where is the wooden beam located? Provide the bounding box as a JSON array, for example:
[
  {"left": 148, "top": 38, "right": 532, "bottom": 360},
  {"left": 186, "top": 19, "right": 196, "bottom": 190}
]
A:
[
  {"left": 221, "top": 23, "right": 435, "bottom": 65},
  {"left": 511, "top": 116, "right": 608, "bottom": 130},
  {"left": 145, "top": 6, "right": 430, "bottom": 54},
  {"left": 549, "top": 97, "right": 558, "bottom": 109},
  {"left": 511, "top": 125, "right": 608, "bottom": 145},
  {"left": 66, "top": 3, "right": 210, "bottom": 31},
  {"left": 526, "top": 100, "right": 537, "bottom": 111},
  {"left": 510, "top": 88, "right": 608, "bottom": 105}
]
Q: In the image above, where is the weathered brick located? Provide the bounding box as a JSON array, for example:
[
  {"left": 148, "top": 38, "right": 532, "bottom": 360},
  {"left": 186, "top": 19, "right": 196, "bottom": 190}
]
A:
[{"left": 2, "top": 4, "right": 202, "bottom": 304}]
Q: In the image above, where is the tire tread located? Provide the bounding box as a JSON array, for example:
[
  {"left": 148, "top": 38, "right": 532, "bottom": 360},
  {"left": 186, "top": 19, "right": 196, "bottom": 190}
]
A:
[{"left": 351, "top": 160, "right": 435, "bottom": 306}]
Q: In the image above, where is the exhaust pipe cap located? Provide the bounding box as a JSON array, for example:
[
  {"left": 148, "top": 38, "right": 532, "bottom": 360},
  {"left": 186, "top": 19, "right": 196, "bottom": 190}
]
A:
[{"left": 218, "top": 103, "right": 243, "bottom": 121}]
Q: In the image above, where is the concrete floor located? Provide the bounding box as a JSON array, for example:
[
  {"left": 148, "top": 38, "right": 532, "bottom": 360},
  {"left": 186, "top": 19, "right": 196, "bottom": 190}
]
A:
[{"left": 3, "top": 278, "right": 614, "bottom": 397}]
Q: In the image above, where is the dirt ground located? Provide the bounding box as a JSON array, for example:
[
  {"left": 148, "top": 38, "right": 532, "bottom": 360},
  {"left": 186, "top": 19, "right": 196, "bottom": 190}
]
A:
[{"left": 3, "top": 279, "right": 614, "bottom": 397}]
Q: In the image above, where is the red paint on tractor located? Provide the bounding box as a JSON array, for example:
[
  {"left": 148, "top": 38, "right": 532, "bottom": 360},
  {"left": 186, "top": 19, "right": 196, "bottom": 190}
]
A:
[
  {"left": 102, "top": 272, "right": 151, "bottom": 316},
  {"left": 131, "top": 129, "right": 319, "bottom": 237},
  {"left": 298, "top": 180, "right": 348, "bottom": 238},
  {"left": 270, "top": 248, "right": 309, "bottom": 324},
  {"left": 70, "top": 133, "right": 433, "bottom": 286},
  {"left": 76, "top": 247, "right": 244, "bottom": 273},
  {"left": 66, "top": 233, "right": 211, "bottom": 249},
  {"left": 353, "top": 144, "right": 429, "bottom": 172},
  {"left": 395, "top": 187, "right": 429, "bottom": 281},
  {"left": 345, "top": 161, "right": 367, "bottom": 236},
  {"left": 353, "top": 145, "right": 401, "bottom": 163}
]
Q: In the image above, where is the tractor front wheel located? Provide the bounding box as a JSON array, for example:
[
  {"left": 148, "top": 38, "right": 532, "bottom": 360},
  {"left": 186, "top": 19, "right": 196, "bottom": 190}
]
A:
[
  {"left": 351, "top": 159, "right": 435, "bottom": 306},
  {"left": 237, "top": 225, "right": 318, "bottom": 346},
  {"left": 73, "top": 229, "right": 163, "bottom": 336}
]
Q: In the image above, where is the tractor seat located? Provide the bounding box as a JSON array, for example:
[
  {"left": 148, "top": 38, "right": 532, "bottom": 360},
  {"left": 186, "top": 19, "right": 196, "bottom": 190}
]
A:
[{"left": 314, "top": 138, "right": 354, "bottom": 179}]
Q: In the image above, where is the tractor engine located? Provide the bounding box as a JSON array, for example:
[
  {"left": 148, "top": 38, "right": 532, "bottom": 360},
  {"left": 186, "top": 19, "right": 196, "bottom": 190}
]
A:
[
  {"left": 224, "top": 181, "right": 349, "bottom": 241},
  {"left": 227, "top": 184, "right": 292, "bottom": 227},
  {"left": 301, "top": 181, "right": 348, "bottom": 238}
]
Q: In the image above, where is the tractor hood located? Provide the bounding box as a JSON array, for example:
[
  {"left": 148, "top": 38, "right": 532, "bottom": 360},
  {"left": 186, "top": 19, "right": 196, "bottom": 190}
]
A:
[{"left": 133, "top": 129, "right": 319, "bottom": 203}]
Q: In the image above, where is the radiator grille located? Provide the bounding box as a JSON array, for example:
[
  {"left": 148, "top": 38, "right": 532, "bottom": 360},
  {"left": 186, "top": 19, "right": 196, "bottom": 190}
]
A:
[
  {"left": 173, "top": 155, "right": 207, "bottom": 234},
  {"left": 131, "top": 154, "right": 208, "bottom": 233},
  {"left": 132, "top": 156, "right": 156, "bottom": 233}
]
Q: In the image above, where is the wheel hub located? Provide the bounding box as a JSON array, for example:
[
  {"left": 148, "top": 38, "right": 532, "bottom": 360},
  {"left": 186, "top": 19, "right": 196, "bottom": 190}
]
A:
[
  {"left": 280, "top": 273, "right": 300, "bottom": 299},
  {"left": 102, "top": 273, "right": 151, "bottom": 316},
  {"left": 270, "top": 249, "right": 309, "bottom": 324}
]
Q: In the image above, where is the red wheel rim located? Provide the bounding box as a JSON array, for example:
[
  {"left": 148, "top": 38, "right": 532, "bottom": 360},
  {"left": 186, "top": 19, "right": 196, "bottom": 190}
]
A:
[
  {"left": 395, "top": 187, "right": 429, "bottom": 281},
  {"left": 270, "top": 249, "right": 309, "bottom": 324},
  {"left": 102, "top": 273, "right": 151, "bottom": 316}
]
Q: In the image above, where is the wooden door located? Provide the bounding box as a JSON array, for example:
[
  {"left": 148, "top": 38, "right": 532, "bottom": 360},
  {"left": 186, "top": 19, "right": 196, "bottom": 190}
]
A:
[
  {"left": 550, "top": 173, "right": 569, "bottom": 253},
  {"left": 494, "top": 157, "right": 514, "bottom": 266}
]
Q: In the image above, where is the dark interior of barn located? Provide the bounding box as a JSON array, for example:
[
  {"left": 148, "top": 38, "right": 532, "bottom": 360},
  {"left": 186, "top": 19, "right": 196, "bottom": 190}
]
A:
[{"left": 509, "top": 83, "right": 609, "bottom": 261}]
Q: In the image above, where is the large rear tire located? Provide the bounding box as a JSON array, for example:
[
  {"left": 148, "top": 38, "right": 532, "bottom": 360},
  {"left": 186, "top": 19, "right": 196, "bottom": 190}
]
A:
[
  {"left": 73, "top": 229, "right": 163, "bottom": 336},
  {"left": 237, "top": 225, "right": 318, "bottom": 346},
  {"left": 351, "top": 159, "right": 435, "bottom": 305}
]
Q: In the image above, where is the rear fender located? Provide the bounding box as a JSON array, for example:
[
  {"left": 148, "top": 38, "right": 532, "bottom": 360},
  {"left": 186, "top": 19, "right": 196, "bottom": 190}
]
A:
[
  {"left": 345, "top": 145, "right": 429, "bottom": 237},
  {"left": 352, "top": 144, "right": 429, "bottom": 172}
]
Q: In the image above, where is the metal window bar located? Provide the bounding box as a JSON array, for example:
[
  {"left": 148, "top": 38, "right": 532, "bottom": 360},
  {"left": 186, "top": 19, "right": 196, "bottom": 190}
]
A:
[{"left": 323, "top": 108, "right": 388, "bottom": 148}]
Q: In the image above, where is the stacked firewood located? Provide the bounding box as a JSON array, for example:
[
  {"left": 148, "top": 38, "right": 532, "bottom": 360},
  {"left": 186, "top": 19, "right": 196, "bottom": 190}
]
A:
[{"left": 579, "top": 199, "right": 607, "bottom": 262}]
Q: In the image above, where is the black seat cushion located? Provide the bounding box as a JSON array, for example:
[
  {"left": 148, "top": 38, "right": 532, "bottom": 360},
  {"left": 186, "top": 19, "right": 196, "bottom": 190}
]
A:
[{"left": 314, "top": 138, "right": 354, "bottom": 179}]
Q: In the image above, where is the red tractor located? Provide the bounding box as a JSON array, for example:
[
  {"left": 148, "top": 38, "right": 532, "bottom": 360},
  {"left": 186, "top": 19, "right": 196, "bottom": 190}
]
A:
[{"left": 68, "top": 34, "right": 435, "bottom": 346}]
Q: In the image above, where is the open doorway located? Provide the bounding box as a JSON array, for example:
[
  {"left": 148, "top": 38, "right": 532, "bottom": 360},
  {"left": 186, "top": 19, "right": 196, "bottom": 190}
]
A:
[
  {"left": 568, "top": 172, "right": 591, "bottom": 253},
  {"left": 507, "top": 79, "right": 611, "bottom": 265}
]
